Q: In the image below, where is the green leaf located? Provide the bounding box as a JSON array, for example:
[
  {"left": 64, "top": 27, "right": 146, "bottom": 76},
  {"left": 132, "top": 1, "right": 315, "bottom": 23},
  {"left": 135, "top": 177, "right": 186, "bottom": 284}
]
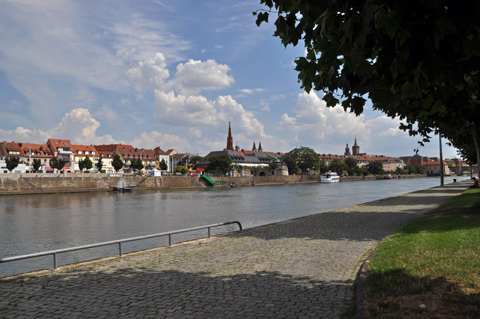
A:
[{"left": 423, "top": 94, "right": 434, "bottom": 109}]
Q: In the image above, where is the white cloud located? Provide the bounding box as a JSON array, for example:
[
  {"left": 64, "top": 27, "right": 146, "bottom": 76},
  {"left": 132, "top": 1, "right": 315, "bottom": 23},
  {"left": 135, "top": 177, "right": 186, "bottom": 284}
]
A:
[
  {"left": 260, "top": 100, "right": 270, "bottom": 111},
  {"left": 239, "top": 88, "right": 265, "bottom": 94},
  {"left": 280, "top": 91, "right": 369, "bottom": 141},
  {"left": 0, "top": 108, "right": 116, "bottom": 145},
  {"left": 130, "top": 131, "right": 191, "bottom": 152},
  {"left": 173, "top": 59, "right": 234, "bottom": 95},
  {"left": 125, "top": 52, "right": 170, "bottom": 91}
]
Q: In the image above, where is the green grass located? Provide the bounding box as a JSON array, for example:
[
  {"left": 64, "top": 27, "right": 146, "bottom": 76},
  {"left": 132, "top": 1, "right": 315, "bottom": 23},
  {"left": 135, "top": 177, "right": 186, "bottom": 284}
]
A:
[{"left": 365, "top": 188, "right": 480, "bottom": 318}]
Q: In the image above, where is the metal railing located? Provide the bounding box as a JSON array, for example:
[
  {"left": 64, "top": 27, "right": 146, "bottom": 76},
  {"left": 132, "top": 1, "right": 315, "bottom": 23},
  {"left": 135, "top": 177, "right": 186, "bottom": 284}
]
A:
[{"left": 0, "top": 221, "right": 242, "bottom": 271}]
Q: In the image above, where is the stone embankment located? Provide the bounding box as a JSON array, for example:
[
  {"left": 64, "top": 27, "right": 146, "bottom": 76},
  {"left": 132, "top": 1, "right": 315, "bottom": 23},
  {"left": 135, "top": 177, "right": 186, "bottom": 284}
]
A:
[
  {"left": 0, "top": 174, "right": 321, "bottom": 195},
  {"left": 0, "top": 182, "right": 468, "bottom": 318}
]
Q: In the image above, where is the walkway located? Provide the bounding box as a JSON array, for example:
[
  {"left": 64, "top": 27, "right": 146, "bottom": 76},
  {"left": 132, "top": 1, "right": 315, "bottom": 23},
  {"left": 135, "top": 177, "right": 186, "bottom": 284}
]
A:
[{"left": 0, "top": 182, "right": 469, "bottom": 318}]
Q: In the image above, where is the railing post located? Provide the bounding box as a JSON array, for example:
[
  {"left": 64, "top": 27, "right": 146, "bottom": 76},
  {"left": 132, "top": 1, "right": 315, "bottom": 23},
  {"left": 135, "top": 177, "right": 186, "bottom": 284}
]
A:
[
  {"left": 53, "top": 253, "right": 57, "bottom": 270},
  {"left": 119, "top": 242, "right": 123, "bottom": 257},
  {"left": 169, "top": 234, "right": 172, "bottom": 246},
  {"left": 208, "top": 227, "right": 211, "bottom": 238}
]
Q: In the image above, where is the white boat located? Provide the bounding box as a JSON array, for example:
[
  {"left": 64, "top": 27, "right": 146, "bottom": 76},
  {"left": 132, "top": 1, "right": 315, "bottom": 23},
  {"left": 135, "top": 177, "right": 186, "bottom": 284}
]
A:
[{"left": 321, "top": 172, "right": 340, "bottom": 183}]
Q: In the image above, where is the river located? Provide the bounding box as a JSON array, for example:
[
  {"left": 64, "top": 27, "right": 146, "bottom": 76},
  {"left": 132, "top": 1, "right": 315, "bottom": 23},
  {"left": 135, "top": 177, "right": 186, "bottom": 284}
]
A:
[{"left": 0, "top": 176, "right": 470, "bottom": 277}]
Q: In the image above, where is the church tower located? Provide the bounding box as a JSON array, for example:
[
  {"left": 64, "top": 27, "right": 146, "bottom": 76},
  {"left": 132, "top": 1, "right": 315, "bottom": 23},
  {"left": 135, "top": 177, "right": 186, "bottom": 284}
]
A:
[
  {"left": 226, "top": 119, "right": 234, "bottom": 151},
  {"left": 252, "top": 141, "right": 257, "bottom": 151},
  {"left": 258, "top": 141, "right": 263, "bottom": 152},
  {"left": 352, "top": 137, "right": 360, "bottom": 155},
  {"left": 344, "top": 143, "right": 351, "bottom": 156}
]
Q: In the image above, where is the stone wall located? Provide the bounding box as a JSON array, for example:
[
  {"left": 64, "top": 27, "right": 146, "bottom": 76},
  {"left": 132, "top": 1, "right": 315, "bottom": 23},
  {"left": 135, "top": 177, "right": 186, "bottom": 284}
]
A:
[{"left": 0, "top": 174, "right": 321, "bottom": 194}]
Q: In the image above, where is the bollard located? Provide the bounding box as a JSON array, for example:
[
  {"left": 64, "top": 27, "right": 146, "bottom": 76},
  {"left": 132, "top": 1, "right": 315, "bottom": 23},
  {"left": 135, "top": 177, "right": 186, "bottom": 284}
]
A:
[{"left": 453, "top": 178, "right": 457, "bottom": 183}]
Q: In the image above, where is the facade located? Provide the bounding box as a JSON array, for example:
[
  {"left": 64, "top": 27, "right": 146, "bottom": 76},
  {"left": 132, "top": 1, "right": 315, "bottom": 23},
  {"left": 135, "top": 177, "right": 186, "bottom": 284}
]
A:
[
  {"left": 154, "top": 147, "right": 171, "bottom": 173},
  {"left": 47, "top": 139, "right": 75, "bottom": 170},
  {"left": 422, "top": 161, "right": 451, "bottom": 176},
  {"left": 0, "top": 141, "right": 54, "bottom": 173},
  {"left": 72, "top": 145, "right": 98, "bottom": 172}
]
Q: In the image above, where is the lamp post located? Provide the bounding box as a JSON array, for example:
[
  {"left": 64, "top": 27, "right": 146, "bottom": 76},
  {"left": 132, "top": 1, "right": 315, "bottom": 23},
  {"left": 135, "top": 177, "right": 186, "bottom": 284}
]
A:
[
  {"left": 439, "top": 134, "right": 444, "bottom": 186},
  {"left": 29, "top": 145, "right": 31, "bottom": 173}
]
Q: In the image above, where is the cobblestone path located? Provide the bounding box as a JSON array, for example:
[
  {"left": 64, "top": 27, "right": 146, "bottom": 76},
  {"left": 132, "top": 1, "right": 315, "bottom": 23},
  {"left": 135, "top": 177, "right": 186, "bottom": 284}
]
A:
[{"left": 0, "top": 182, "right": 468, "bottom": 318}]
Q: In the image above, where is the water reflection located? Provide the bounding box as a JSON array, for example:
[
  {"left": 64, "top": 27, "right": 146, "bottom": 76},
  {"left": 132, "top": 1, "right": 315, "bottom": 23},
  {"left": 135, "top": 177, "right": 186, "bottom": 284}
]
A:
[{"left": 0, "top": 176, "right": 469, "bottom": 277}]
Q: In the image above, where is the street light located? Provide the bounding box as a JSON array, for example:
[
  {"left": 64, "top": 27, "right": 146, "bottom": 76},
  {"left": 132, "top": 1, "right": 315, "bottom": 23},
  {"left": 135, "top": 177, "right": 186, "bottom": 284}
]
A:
[{"left": 29, "top": 145, "right": 31, "bottom": 173}]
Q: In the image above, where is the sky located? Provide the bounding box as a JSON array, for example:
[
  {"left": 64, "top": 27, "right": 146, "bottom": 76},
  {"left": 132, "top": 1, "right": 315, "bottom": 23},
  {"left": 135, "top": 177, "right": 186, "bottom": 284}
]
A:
[{"left": 0, "top": 0, "right": 460, "bottom": 158}]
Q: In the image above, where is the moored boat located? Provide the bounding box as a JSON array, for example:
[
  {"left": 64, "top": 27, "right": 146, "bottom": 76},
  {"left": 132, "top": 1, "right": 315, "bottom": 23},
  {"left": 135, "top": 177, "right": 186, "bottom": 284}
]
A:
[{"left": 321, "top": 172, "right": 340, "bottom": 183}]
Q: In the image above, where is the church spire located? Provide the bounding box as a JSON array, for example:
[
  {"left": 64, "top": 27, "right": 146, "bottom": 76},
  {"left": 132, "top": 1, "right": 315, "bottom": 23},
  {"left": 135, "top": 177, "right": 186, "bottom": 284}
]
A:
[
  {"left": 258, "top": 141, "right": 263, "bottom": 152},
  {"left": 226, "top": 119, "right": 234, "bottom": 151},
  {"left": 252, "top": 141, "right": 257, "bottom": 151}
]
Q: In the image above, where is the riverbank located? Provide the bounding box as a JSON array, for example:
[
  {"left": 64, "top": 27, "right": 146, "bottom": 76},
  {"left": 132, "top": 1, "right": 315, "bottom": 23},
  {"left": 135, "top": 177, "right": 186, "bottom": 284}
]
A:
[
  {"left": 363, "top": 185, "right": 480, "bottom": 318},
  {"left": 0, "top": 173, "right": 431, "bottom": 196},
  {"left": 0, "top": 181, "right": 469, "bottom": 318}
]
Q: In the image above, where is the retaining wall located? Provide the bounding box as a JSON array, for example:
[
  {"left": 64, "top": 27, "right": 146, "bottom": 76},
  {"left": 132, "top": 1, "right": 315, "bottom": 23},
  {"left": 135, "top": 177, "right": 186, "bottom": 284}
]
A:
[{"left": 0, "top": 174, "right": 321, "bottom": 194}]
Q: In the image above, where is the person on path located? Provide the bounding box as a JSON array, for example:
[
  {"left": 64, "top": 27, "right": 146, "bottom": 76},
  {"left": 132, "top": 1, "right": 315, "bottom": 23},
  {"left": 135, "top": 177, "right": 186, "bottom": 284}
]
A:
[{"left": 469, "top": 177, "right": 479, "bottom": 189}]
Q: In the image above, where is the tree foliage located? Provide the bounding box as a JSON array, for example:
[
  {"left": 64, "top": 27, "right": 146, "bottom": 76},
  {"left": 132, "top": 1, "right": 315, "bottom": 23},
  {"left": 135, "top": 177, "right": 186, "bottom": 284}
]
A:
[
  {"left": 83, "top": 157, "right": 93, "bottom": 171},
  {"left": 49, "top": 157, "right": 66, "bottom": 170},
  {"left": 131, "top": 158, "right": 144, "bottom": 171},
  {"left": 32, "top": 159, "right": 42, "bottom": 172},
  {"left": 188, "top": 156, "right": 204, "bottom": 168},
  {"left": 284, "top": 147, "right": 324, "bottom": 174},
  {"left": 208, "top": 154, "right": 233, "bottom": 174},
  {"left": 365, "top": 160, "right": 384, "bottom": 175},
  {"left": 96, "top": 157, "right": 103, "bottom": 172},
  {"left": 174, "top": 165, "right": 188, "bottom": 174},
  {"left": 295, "top": 147, "right": 324, "bottom": 173},
  {"left": 284, "top": 154, "right": 299, "bottom": 175},
  {"left": 159, "top": 159, "right": 168, "bottom": 170},
  {"left": 328, "top": 158, "right": 347, "bottom": 175},
  {"left": 78, "top": 158, "right": 85, "bottom": 172},
  {"left": 5, "top": 157, "right": 20, "bottom": 172},
  {"left": 112, "top": 154, "right": 124, "bottom": 172},
  {"left": 255, "top": 1, "right": 480, "bottom": 174}
]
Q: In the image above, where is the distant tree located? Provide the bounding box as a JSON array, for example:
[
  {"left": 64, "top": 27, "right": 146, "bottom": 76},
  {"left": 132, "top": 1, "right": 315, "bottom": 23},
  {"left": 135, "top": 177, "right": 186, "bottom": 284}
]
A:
[
  {"left": 112, "top": 154, "right": 124, "bottom": 172},
  {"left": 137, "top": 159, "right": 144, "bottom": 171},
  {"left": 57, "top": 159, "right": 66, "bottom": 171},
  {"left": 328, "top": 158, "right": 347, "bottom": 175},
  {"left": 83, "top": 156, "right": 93, "bottom": 171},
  {"left": 175, "top": 165, "right": 188, "bottom": 174},
  {"left": 32, "top": 159, "right": 42, "bottom": 172},
  {"left": 78, "top": 159, "right": 85, "bottom": 172},
  {"left": 295, "top": 147, "right": 324, "bottom": 174},
  {"left": 5, "top": 157, "right": 20, "bottom": 172},
  {"left": 396, "top": 167, "right": 407, "bottom": 175},
  {"left": 96, "top": 157, "right": 103, "bottom": 172},
  {"left": 131, "top": 158, "right": 144, "bottom": 171},
  {"left": 48, "top": 157, "right": 66, "bottom": 170},
  {"left": 365, "top": 160, "right": 384, "bottom": 175},
  {"left": 159, "top": 159, "right": 168, "bottom": 170},
  {"left": 49, "top": 157, "right": 58, "bottom": 170},
  {"left": 414, "top": 163, "right": 425, "bottom": 175},
  {"left": 345, "top": 157, "right": 359, "bottom": 176},
  {"left": 284, "top": 155, "right": 299, "bottom": 175},
  {"left": 208, "top": 154, "right": 232, "bottom": 174},
  {"left": 344, "top": 157, "right": 358, "bottom": 169},
  {"left": 188, "top": 156, "right": 204, "bottom": 168}
]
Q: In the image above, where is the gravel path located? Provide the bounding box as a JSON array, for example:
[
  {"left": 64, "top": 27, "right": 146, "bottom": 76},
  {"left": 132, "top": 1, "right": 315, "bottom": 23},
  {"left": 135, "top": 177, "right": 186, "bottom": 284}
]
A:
[{"left": 0, "top": 181, "right": 469, "bottom": 318}]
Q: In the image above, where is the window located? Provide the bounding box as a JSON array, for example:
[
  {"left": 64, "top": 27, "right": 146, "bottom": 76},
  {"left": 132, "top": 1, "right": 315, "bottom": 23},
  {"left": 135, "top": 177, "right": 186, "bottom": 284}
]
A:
[{"left": 78, "top": 151, "right": 82, "bottom": 154}]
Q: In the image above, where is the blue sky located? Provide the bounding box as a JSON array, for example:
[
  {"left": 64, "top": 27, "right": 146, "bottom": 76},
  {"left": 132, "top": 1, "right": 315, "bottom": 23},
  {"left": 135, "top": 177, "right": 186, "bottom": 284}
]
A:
[{"left": 0, "top": 0, "right": 459, "bottom": 158}]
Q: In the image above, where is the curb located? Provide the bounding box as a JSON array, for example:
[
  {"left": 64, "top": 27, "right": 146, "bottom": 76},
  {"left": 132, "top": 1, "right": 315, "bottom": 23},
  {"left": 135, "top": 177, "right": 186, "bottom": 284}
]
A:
[{"left": 355, "top": 244, "right": 379, "bottom": 319}]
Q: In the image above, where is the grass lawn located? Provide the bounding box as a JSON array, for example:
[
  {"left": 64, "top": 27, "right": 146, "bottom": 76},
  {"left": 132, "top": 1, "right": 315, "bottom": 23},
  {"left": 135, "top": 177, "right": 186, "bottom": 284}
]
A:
[{"left": 365, "top": 188, "right": 480, "bottom": 318}]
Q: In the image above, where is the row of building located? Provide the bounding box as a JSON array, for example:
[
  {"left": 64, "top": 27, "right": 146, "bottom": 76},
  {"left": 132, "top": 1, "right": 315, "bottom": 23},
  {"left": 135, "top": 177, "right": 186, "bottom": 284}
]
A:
[
  {"left": 0, "top": 139, "right": 198, "bottom": 174},
  {"left": 0, "top": 121, "right": 470, "bottom": 176}
]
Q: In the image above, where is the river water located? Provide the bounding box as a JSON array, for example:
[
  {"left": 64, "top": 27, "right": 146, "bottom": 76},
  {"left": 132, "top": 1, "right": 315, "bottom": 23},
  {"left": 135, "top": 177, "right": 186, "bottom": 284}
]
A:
[{"left": 0, "top": 176, "right": 469, "bottom": 277}]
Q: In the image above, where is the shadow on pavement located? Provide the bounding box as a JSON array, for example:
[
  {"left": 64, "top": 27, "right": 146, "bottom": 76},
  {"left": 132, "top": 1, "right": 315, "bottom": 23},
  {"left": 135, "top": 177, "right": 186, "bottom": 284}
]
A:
[{"left": 0, "top": 267, "right": 352, "bottom": 318}]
